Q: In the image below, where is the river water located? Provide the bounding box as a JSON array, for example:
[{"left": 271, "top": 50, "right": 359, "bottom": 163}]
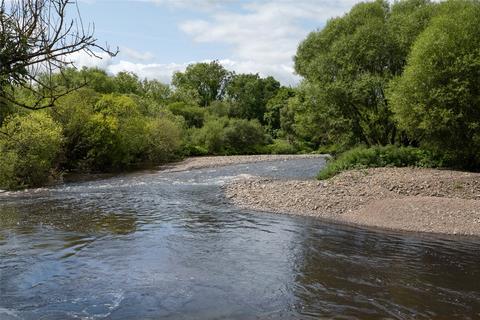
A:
[{"left": 0, "top": 158, "right": 479, "bottom": 319}]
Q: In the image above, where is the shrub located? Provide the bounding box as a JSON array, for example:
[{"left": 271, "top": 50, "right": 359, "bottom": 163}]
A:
[
  {"left": 317, "top": 145, "right": 441, "bottom": 180},
  {"left": 80, "top": 113, "right": 121, "bottom": 171},
  {"left": 267, "top": 139, "right": 297, "bottom": 154},
  {"left": 144, "top": 118, "right": 183, "bottom": 163},
  {"left": 224, "top": 118, "right": 266, "bottom": 154},
  {"left": 0, "top": 112, "right": 63, "bottom": 189},
  {"left": 167, "top": 102, "right": 205, "bottom": 128},
  {"left": 205, "top": 100, "right": 230, "bottom": 117},
  {"left": 78, "top": 113, "right": 183, "bottom": 171},
  {"left": 185, "top": 117, "right": 268, "bottom": 155},
  {"left": 190, "top": 117, "right": 228, "bottom": 154}
]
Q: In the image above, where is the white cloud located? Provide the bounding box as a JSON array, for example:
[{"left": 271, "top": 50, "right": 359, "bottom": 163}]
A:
[
  {"left": 107, "top": 60, "right": 188, "bottom": 83},
  {"left": 69, "top": 50, "right": 114, "bottom": 69},
  {"left": 178, "top": 0, "right": 362, "bottom": 84},
  {"left": 140, "top": 0, "right": 225, "bottom": 11},
  {"left": 120, "top": 47, "right": 155, "bottom": 62},
  {"left": 69, "top": 50, "right": 188, "bottom": 83},
  {"left": 70, "top": 50, "right": 300, "bottom": 85},
  {"left": 72, "top": 0, "right": 364, "bottom": 85}
]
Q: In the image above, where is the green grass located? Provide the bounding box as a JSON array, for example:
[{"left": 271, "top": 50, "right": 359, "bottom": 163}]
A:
[{"left": 317, "top": 145, "right": 441, "bottom": 180}]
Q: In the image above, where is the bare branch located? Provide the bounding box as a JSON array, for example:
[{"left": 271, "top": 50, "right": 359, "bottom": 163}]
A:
[{"left": 0, "top": 0, "right": 118, "bottom": 111}]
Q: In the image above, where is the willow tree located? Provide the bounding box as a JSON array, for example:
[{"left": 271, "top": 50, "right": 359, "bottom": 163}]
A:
[
  {"left": 388, "top": 0, "right": 480, "bottom": 168},
  {"left": 293, "top": 0, "right": 435, "bottom": 147}
]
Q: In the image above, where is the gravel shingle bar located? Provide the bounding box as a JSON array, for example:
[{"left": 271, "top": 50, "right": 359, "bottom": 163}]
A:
[{"left": 225, "top": 167, "right": 480, "bottom": 236}]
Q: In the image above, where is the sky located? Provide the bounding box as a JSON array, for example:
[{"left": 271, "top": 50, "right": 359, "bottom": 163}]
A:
[{"left": 73, "top": 0, "right": 363, "bottom": 85}]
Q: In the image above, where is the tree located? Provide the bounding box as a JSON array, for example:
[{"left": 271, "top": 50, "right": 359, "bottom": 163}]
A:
[
  {"left": 226, "top": 73, "right": 280, "bottom": 123},
  {"left": 264, "top": 87, "right": 295, "bottom": 137},
  {"left": 293, "top": 0, "right": 436, "bottom": 147},
  {"left": 113, "top": 72, "right": 141, "bottom": 94},
  {"left": 388, "top": 0, "right": 480, "bottom": 168},
  {"left": 47, "top": 67, "right": 117, "bottom": 94},
  {"left": 167, "top": 101, "right": 205, "bottom": 128},
  {"left": 0, "top": 112, "right": 63, "bottom": 189},
  {"left": 172, "top": 61, "right": 231, "bottom": 107},
  {"left": 140, "top": 79, "right": 171, "bottom": 104},
  {"left": 0, "top": 0, "right": 117, "bottom": 111}
]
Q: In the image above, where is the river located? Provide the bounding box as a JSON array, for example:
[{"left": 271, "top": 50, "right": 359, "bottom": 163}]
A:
[{"left": 0, "top": 158, "right": 479, "bottom": 319}]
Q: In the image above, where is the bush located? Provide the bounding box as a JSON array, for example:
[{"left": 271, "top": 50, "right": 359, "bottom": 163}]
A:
[
  {"left": 206, "top": 100, "right": 230, "bottom": 118},
  {"left": 167, "top": 102, "right": 205, "bottom": 128},
  {"left": 0, "top": 112, "right": 63, "bottom": 189},
  {"left": 185, "top": 117, "right": 268, "bottom": 155},
  {"left": 144, "top": 118, "right": 183, "bottom": 163},
  {"left": 224, "top": 118, "right": 266, "bottom": 154},
  {"left": 189, "top": 117, "right": 228, "bottom": 154},
  {"left": 52, "top": 91, "right": 184, "bottom": 172},
  {"left": 317, "top": 145, "right": 441, "bottom": 180},
  {"left": 267, "top": 139, "right": 297, "bottom": 154}
]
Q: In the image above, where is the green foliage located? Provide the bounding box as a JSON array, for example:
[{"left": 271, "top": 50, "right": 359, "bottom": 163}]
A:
[
  {"left": 94, "top": 94, "right": 141, "bottom": 117},
  {"left": 224, "top": 118, "right": 266, "bottom": 154},
  {"left": 206, "top": 100, "right": 230, "bottom": 117},
  {"left": 264, "top": 87, "right": 295, "bottom": 137},
  {"left": 189, "top": 117, "right": 228, "bottom": 155},
  {"left": 388, "top": 0, "right": 480, "bottom": 169},
  {"left": 317, "top": 145, "right": 441, "bottom": 180},
  {"left": 143, "top": 118, "right": 183, "bottom": 163},
  {"left": 293, "top": 0, "right": 437, "bottom": 147},
  {"left": 167, "top": 102, "right": 205, "bottom": 128},
  {"left": 51, "top": 89, "right": 183, "bottom": 172},
  {"left": 226, "top": 74, "right": 280, "bottom": 123},
  {"left": 113, "top": 72, "right": 141, "bottom": 94},
  {"left": 267, "top": 139, "right": 298, "bottom": 155},
  {"left": 49, "top": 68, "right": 117, "bottom": 93},
  {"left": 140, "top": 79, "right": 171, "bottom": 104},
  {"left": 172, "top": 61, "right": 231, "bottom": 107},
  {"left": 0, "top": 112, "right": 63, "bottom": 189},
  {"left": 187, "top": 117, "right": 267, "bottom": 155},
  {"left": 286, "top": 82, "right": 354, "bottom": 150}
]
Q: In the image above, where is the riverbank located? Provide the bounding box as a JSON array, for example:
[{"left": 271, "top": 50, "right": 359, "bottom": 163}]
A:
[
  {"left": 163, "top": 154, "right": 327, "bottom": 172},
  {"left": 225, "top": 167, "right": 480, "bottom": 236}
]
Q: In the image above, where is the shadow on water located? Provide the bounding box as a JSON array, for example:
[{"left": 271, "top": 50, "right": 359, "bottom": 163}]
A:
[
  {"left": 0, "top": 204, "right": 137, "bottom": 235},
  {"left": 0, "top": 157, "right": 479, "bottom": 319},
  {"left": 291, "top": 220, "right": 480, "bottom": 319}
]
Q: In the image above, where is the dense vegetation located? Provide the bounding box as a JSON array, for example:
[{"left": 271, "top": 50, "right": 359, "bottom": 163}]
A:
[
  {"left": 1, "top": 0, "right": 479, "bottom": 189},
  {"left": 317, "top": 146, "right": 441, "bottom": 180},
  {"left": 294, "top": 0, "right": 480, "bottom": 178},
  {"left": 0, "top": 65, "right": 300, "bottom": 189}
]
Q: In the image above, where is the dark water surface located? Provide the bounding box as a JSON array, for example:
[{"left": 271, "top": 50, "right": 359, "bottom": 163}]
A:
[{"left": 1, "top": 158, "right": 479, "bottom": 319}]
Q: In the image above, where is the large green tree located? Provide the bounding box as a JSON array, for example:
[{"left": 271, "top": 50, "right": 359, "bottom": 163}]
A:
[
  {"left": 294, "top": 0, "right": 435, "bottom": 147},
  {"left": 388, "top": 0, "right": 480, "bottom": 168},
  {"left": 226, "top": 74, "right": 280, "bottom": 123},
  {"left": 264, "top": 87, "right": 295, "bottom": 137},
  {"left": 172, "top": 61, "right": 231, "bottom": 107}
]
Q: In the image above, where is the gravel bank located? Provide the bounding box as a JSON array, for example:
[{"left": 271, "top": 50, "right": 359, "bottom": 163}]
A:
[
  {"left": 163, "top": 154, "right": 326, "bottom": 172},
  {"left": 225, "top": 167, "right": 480, "bottom": 236}
]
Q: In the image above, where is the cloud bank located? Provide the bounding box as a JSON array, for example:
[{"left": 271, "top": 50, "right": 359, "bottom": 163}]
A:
[{"left": 74, "top": 0, "right": 361, "bottom": 85}]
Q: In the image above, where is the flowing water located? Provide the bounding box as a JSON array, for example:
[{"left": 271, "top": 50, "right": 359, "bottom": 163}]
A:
[{"left": 0, "top": 158, "right": 479, "bottom": 319}]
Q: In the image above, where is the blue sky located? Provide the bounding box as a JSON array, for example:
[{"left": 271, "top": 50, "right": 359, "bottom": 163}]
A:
[{"left": 74, "top": 0, "right": 362, "bottom": 85}]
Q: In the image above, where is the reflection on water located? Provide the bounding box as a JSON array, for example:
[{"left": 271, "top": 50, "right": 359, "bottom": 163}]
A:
[
  {"left": 0, "top": 157, "right": 479, "bottom": 319},
  {"left": 0, "top": 205, "right": 137, "bottom": 235}
]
